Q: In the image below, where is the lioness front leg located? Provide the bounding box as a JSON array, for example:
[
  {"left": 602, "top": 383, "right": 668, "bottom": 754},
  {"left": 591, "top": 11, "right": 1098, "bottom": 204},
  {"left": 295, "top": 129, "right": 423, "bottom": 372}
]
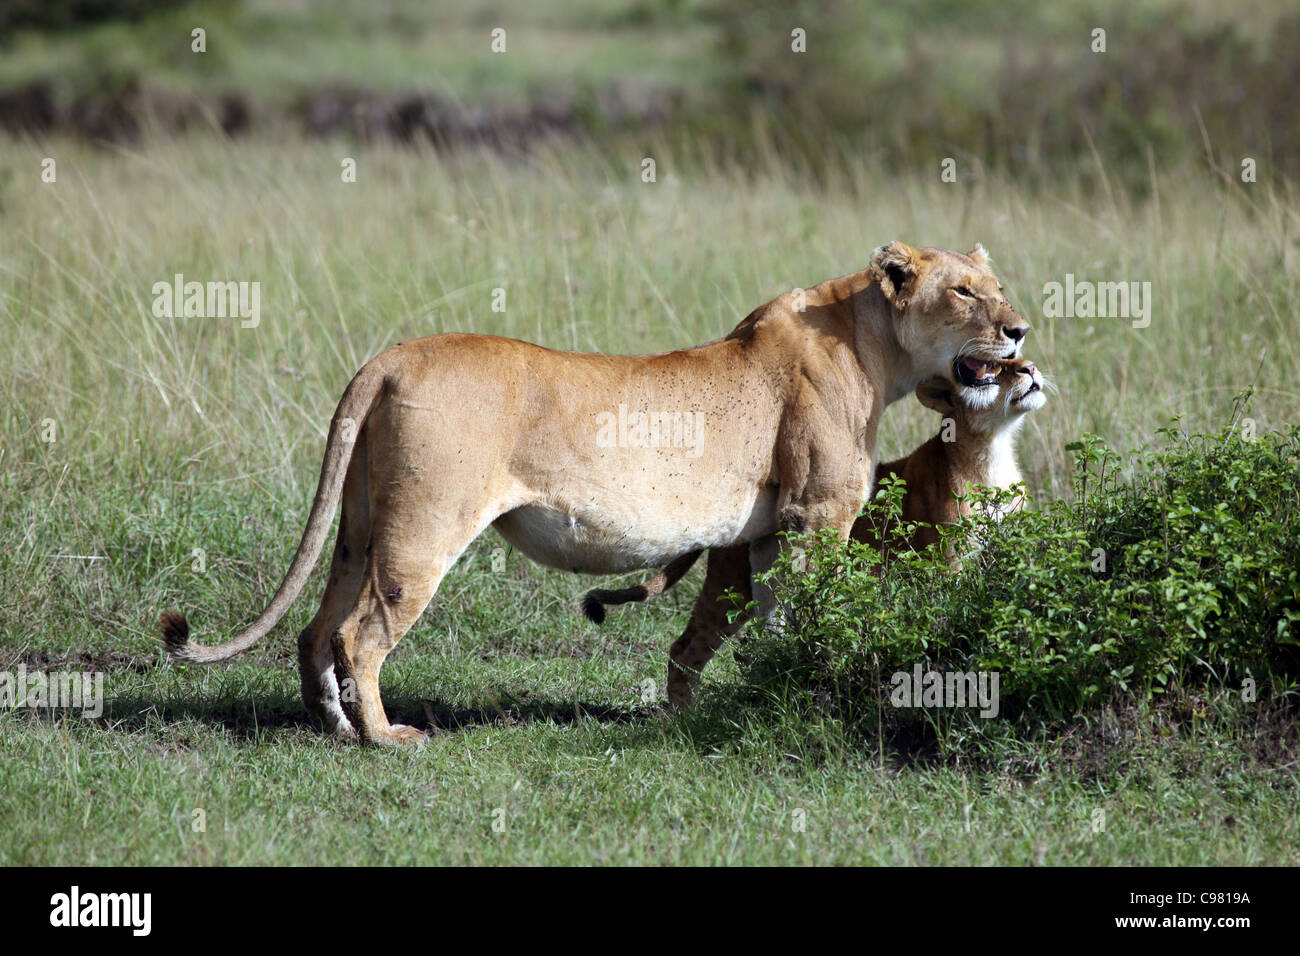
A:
[
  {"left": 751, "top": 495, "right": 860, "bottom": 621},
  {"left": 748, "top": 534, "right": 784, "bottom": 622}
]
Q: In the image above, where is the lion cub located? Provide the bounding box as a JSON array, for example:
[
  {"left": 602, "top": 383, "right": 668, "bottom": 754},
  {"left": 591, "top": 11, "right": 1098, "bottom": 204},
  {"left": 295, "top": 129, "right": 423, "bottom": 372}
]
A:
[
  {"left": 582, "top": 357, "right": 1047, "bottom": 620},
  {"left": 865, "top": 355, "right": 1046, "bottom": 555}
]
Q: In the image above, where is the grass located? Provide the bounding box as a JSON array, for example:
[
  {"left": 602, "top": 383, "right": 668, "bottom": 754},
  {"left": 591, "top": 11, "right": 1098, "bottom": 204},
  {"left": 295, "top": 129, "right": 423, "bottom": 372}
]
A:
[
  {"left": 1, "top": 135, "right": 1298, "bottom": 864},
  {"left": 4, "top": 704, "right": 1293, "bottom": 865}
]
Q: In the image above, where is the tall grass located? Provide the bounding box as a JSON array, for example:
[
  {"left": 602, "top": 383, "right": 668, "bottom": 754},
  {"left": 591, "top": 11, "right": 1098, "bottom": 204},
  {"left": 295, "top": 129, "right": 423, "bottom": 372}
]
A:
[{"left": 3, "top": 135, "right": 1296, "bottom": 497}]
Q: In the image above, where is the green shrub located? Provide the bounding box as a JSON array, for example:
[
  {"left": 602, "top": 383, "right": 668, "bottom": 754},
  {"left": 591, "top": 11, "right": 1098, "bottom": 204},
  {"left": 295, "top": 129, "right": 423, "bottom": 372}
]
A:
[{"left": 729, "top": 402, "right": 1300, "bottom": 758}]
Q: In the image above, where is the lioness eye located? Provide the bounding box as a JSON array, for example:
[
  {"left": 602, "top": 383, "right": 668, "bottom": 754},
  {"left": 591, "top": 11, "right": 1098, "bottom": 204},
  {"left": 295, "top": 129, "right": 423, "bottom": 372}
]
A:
[{"left": 954, "top": 286, "right": 975, "bottom": 298}]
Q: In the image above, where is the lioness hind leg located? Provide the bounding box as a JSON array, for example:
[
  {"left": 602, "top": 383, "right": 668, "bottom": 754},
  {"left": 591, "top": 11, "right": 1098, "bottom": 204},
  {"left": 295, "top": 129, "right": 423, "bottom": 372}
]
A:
[
  {"left": 299, "top": 565, "right": 365, "bottom": 737},
  {"left": 329, "top": 382, "right": 517, "bottom": 745},
  {"left": 327, "top": 522, "right": 467, "bottom": 747},
  {"left": 331, "top": 570, "right": 440, "bottom": 748},
  {"left": 331, "top": 498, "right": 490, "bottom": 746},
  {"left": 298, "top": 580, "right": 361, "bottom": 738},
  {"left": 667, "top": 545, "right": 753, "bottom": 708},
  {"left": 298, "top": 448, "right": 370, "bottom": 737}
]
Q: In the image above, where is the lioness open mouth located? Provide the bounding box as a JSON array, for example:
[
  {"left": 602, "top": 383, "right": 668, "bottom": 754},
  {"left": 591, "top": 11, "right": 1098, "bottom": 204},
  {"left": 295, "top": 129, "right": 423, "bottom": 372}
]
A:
[{"left": 955, "top": 355, "right": 998, "bottom": 387}]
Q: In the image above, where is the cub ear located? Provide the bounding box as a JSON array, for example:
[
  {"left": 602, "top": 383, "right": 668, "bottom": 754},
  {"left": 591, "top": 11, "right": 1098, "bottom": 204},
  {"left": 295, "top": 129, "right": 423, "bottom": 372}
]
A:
[
  {"left": 870, "top": 241, "right": 921, "bottom": 308},
  {"left": 967, "top": 243, "right": 991, "bottom": 267},
  {"left": 915, "top": 378, "right": 956, "bottom": 416}
]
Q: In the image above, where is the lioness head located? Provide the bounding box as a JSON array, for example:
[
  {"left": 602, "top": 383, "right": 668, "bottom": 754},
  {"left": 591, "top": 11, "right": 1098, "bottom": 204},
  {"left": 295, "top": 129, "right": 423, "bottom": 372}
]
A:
[
  {"left": 870, "top": 241, "right": 1029, "bottom": 389},
  {"left": 916, "top": 357, "right": 1047, "bottom": 429}
]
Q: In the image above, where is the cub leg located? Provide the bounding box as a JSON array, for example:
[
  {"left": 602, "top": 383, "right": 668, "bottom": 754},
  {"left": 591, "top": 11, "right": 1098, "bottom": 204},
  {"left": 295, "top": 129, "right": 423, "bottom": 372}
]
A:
[{"left": 667, "top": 544, "right": 752, "bottom": 708}]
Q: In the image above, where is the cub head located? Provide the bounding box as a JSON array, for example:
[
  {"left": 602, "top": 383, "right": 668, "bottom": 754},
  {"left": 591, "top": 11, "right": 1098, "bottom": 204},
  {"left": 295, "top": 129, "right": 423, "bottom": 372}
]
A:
[
  {"left": 915, "top": 357, "right": 1047, "bottom": 434},
  {"left": 870, "top": 241, "right": 1030, "bottom": 389}
]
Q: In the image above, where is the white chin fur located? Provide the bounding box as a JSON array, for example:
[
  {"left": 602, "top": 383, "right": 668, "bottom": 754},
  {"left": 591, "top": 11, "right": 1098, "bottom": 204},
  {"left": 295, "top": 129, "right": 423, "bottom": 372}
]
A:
[
  {"left": 1013, "top": 389, "right": 1047, "bottom": 412},
  {"left": 958, "top": 382, "right": 1000, "bottom": 411}
]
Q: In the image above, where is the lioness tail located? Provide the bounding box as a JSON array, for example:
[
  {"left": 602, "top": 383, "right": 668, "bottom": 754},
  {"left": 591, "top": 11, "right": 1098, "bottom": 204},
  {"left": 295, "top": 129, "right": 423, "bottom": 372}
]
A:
[{"left": 160, "top": 362, "right": 388, "bottom": 663}]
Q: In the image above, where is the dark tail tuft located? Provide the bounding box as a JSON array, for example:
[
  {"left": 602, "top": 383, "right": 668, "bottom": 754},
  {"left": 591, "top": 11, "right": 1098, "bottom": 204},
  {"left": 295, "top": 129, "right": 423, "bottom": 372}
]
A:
[
  {"left": 160, "top": 611, "right": 191, "bottom": 654},
  {"left": 581, "top": 593, "right": 607, "bottom": 625}
]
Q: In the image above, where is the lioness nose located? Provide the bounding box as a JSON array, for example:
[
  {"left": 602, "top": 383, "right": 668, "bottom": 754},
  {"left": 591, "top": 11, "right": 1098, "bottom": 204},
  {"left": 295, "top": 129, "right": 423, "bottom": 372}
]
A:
[
  {"left": 1021, "top": 363, "right": 1036, "bottom": 376},
  {"left": 1002, "top": 324, "right": 1029, "bottom": 342}
]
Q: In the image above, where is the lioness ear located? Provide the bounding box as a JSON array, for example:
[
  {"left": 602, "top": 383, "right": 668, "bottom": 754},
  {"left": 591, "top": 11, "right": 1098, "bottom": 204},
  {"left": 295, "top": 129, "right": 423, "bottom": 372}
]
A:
[
  {"left": 915, "top": 379, "right": 956, "bottom": 416},
  {"left": 967, "top": 243, "right": 991, "bottom": 267},
  {"left": 870, "top": 241, "right": 921, "bottom": 309}
]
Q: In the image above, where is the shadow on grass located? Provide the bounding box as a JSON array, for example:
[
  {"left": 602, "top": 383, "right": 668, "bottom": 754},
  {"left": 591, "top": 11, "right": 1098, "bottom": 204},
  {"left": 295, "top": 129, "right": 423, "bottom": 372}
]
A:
[
  {"left": 71, "top": 692, "right": 658, "bottom": 742},
  {"left": 8, "top": 646, "right": 663, "bottom": 742}
]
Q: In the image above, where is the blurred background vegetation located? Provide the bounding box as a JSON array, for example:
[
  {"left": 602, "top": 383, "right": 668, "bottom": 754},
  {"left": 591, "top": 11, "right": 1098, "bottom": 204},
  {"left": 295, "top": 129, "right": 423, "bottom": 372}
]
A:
[{"left": 2, "top": 0, "right": 1297, "bottom": 186}]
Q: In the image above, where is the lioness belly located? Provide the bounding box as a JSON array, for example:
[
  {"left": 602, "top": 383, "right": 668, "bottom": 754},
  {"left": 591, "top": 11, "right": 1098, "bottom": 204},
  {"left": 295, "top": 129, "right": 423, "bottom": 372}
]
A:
[{"left": 492, "top": 486, "right": 778, "bottom": 575}]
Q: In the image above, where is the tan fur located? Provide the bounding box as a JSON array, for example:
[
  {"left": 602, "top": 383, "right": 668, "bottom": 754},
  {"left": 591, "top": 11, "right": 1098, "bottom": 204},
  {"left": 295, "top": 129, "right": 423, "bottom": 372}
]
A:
[
  {"left": 591, "top": 358, "right": 1047, "bottom": 707},
  {"left": 160, "top": 241, "right": 1028, "bottom": 745}
]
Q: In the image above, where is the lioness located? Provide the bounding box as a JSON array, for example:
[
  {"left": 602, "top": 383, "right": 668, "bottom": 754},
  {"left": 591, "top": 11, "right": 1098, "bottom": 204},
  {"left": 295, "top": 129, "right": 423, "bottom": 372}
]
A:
[
  {"left": 583, "top": 357, "right": 1047, "bottom": 707},
  {"left": 161, "top": 241, "right": 1028, "bottom": 746}
]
